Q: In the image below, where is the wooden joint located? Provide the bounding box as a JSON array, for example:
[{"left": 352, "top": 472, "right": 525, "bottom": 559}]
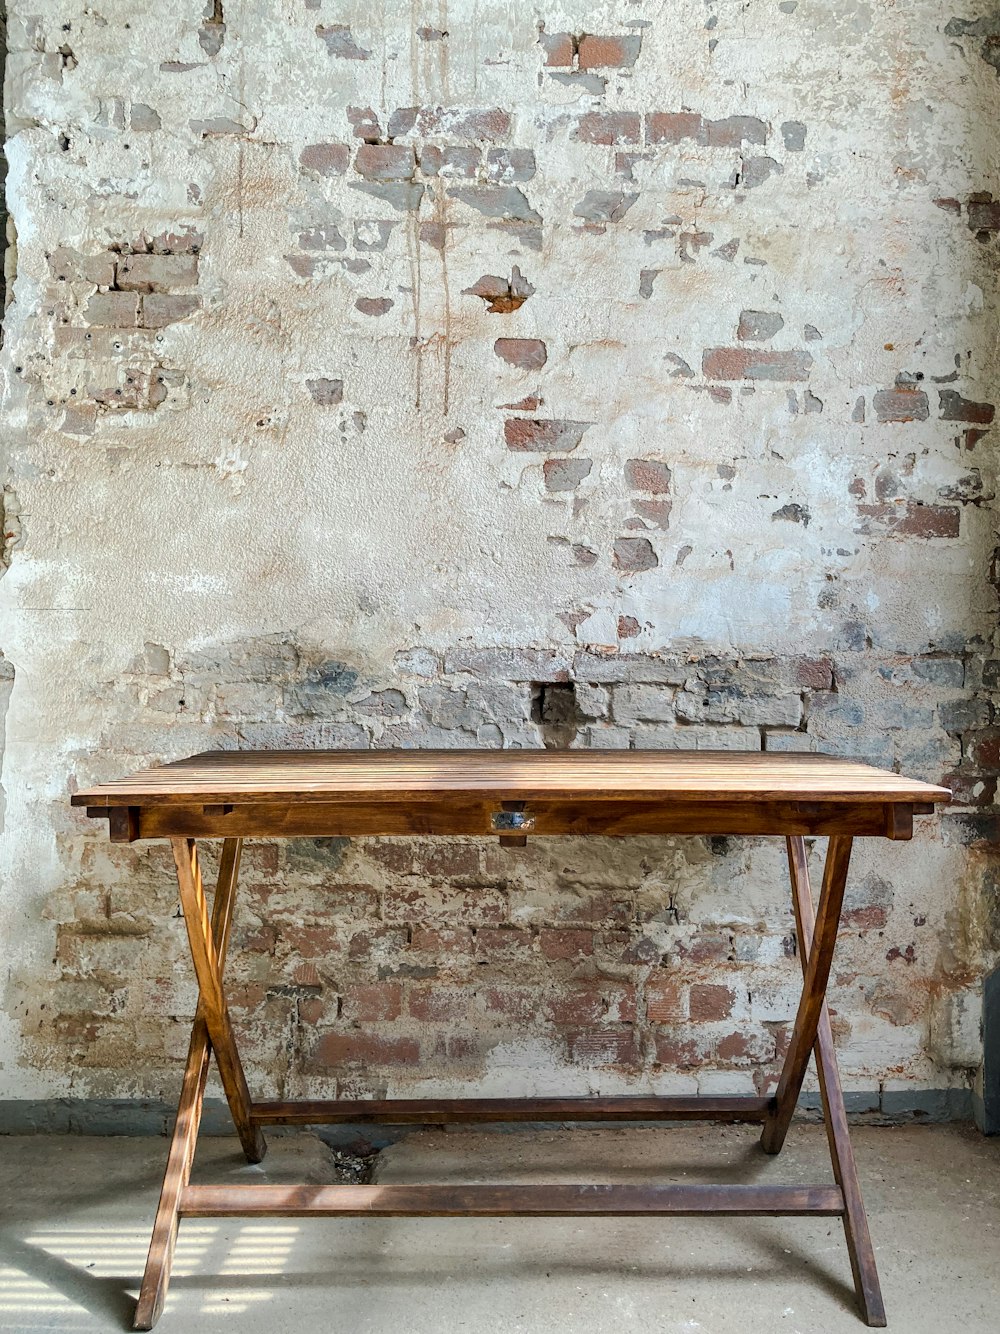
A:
[
  {"left": 108, "top": 806, "right": 140, "bottom": 842},
  {"left": 884, "top": 804, "right": 913, "bottom": 840}
]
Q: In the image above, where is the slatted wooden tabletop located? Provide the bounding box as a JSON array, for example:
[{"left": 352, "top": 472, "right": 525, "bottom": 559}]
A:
[{"left": 73, "top": 748, "right": 951, "bottom": 807}]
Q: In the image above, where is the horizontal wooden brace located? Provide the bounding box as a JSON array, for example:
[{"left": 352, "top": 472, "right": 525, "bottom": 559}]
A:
[
  {"left": 87, "top": 799, "right": 916, "bottom": 841},
  {"left": 179, "top": 1182, "right": 846, "bottom": 1219},
  {"left": 250, "top": 1095, "right": 773, "bottom": 1126}
]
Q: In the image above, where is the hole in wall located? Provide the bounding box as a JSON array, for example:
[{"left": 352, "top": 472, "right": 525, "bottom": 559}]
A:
[{"left": 531, "top": 682, "right": 579, "bottom": 750}]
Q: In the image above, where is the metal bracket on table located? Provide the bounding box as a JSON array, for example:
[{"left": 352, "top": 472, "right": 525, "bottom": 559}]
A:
[{"left": 492, "top": 807, "right": 535, "bottom": 847}]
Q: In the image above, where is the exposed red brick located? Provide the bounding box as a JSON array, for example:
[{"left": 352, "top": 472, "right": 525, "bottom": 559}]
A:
[
  {"left": 702, "top": 348, "right": 813, "bottom": 381},
  {"left": 546, "top": 983, "right": 606, "bottom": 1026},
  {"left": 504, "top": 418, "right": 591, "bottom": 451},
  {"left": 482, "top": 985, "right": 538, "bottom": 1024},
  {"left": 494, "top": 337, "right": 547, "bottom": 369},
  {"left": 568, "top": 1027, "right": 640, "bottom": 1066},
  {"left": 300, "top": 142, "right": 350, "bottom": 175},
  {"left": 239, "top": 922, "right": 279, "bottom": 953},
  {"left": 873, "top": 387, "right": 929, "bottom": 423},
  {"left": 298, "top": 996, "right": 325, "bottom": 1025},
  {"left": 84, "top": 292, "right": 140, "bottom": 326},
  {"left": 795, "top": 656, "right": 834, "bottom": 690},
  {"left": 408, "top": 985, "right": 473, "bottom": 1022},
  {"left": 243, "top": 844, "right": 281, "bottom": 875},
  {"left": 625, "top": 458, "right": 671, "bottom": 493},
  {"left": 418, "top": 221, "right": 448, "bottom": 250},
  {"left": 341, "top": 982, "right": 403, "bottom": 1022},
  {"left": 48, "top": 246, "right": 116, "bottom": 286},
  {"left": 409, "top": 926, "right": 474, "bottom": 955},
  {"left": 933, "top": 197, "right": 961, "bottom": 214},
  {"left": 348, "top": 925, "right": 409, "bottom": 961},
  {"left": 312, "top": 1032, "right": 419, "bottom": 1068},
  {"left": 613, "top": 537, "right": 658, "bottom": 572},
  {"left": 355, "top": 144, "right": 414, "bottom": 180},
  {"left": 939, "top": 389, "right": 995, "bottom": 424},
  {"left": 384, "top": 883, "right": 506, "bottom": 926},
  {"left": 900, "top": 502, "right": 961, "bottom": 537},
  {"left": 968, "top": 195, "right": 1000, "bottom": 232},
  {"left": 285, "top": 253, "right": 321, "bottom": 278},
  {"left": 420, "top": 145, "right": 480, "bottom": 177},
  {"left": 618, "top": 615, "right": 641, "bottom": 638},
  {"left": 141, "top": 295, "right": 200, "bottom": 328},
  {"left": 368, "top": 841, "right": 414, "bottom": 874},
  {"left": 858, "top": 501, "right": 960, "bottom": 539},
  {"left": 443, "top": 646, "right": 570, "bottom": 680},
  {"left": 539, "top": 928, "right": 594, "bottom": 960},
  {"left": 475, "top": 927, "right": 535, "bottom": 957},
  {"left": 966, "top": 730, "right": 1000, "bottom": 771},
  {"left": 538, "top": 30, "right": 575, "bottom": 66},
  {"left": 645, "top": 111, "right": 705, "bottom": 144},
  {"left": 633, "top": 500, "right": 672, "bottom": 530},
  {"left": 940, "top": 770, "right": 997, "bottom": 805},
  {"left": 574, "top": 112, "right": 641, "bottom": 145},
  {"left": 292, "top": 961, "right": 322, "bottom": 988},
  {"left": 433, "top": 1034, "right": 481, "bottom": 1062},
  {"left": 842, "top": 905, "right": 890, "bottom": 930},
  {"left": 419, "top": 843, "right": 483, "bottom": 877},
  {"left": 577, "top": 34, "right": 641, "bottom": 69},
  {"left": 689, "top": 983, "right": 735, "bottom": 1022},
  {"left": 608, "top": 984, "right": 638, "bottom": 1023},
  {"left": 654, "top": 1033, "right": 706, "bottom": 1068},
  {"left": 674, "top": 931, "right": 732, "bottom": 964},
  {"left": 417, "top": 107, "right": 511, "bottom": 140},
  {"left": 646, "top": 977, "right": 685, "bottom": 1023},
  {"left": 715, "top": 1029, "right": 776, "bottom": 1065},
  {"left": 278, "top": 922, "right": 342, "bottom": 958}
]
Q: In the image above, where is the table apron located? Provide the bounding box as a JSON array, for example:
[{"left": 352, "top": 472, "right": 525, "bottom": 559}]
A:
[{"left": 92, "top": 798, "right": 916, "bottom": 841}]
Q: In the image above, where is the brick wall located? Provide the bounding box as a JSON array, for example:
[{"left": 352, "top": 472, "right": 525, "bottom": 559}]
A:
[{"left": 0, "top": 2, "right": 998, "bottom": 1112}]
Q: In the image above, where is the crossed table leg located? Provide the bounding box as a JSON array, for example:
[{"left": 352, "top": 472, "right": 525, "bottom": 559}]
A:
[
  {"left": 134, "top": 832, "right": 885, "bottom": 1329},
  {"left": 134, "top": 839, "right": 265, "bottom": 1330}
]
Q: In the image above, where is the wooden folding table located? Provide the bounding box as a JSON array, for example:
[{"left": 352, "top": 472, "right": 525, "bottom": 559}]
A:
[{"left": 73, "top": 749, "right": 950, "bottom": 1328}]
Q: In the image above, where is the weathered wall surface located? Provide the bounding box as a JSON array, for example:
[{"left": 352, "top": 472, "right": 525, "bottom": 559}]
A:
[{"left": 0, "top": 1, "right": 998, "bottom": 1115}]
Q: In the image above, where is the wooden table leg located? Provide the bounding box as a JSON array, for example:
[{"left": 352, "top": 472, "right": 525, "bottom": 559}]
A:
[
  {"left": 171, "top": 837, "right": 266, "bottom": 1165},
  {"left": 135, "top": 839, "right": 255, "bottom": 1330},
  {"left": 783, "top": 836, "right": 886, "bottom": 1326},
  {"left": 760, "top": 834, "right": 852, "bottom": 1156}
]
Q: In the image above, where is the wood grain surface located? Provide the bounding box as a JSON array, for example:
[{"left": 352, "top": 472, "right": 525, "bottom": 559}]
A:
[{"left": 74, "top": 748, "right": 951, "bottom": 807}]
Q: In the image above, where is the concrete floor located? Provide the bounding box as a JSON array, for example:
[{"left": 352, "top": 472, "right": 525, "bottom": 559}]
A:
[{"left": 1, "top": 1123, "right": 998, "bottom": 1333}]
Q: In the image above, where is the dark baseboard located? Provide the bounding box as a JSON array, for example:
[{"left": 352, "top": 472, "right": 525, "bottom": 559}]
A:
[
  {"left": 0, "top": 1086, "right": 977, "bottom": 1145},
  {"left": 979, "top": 966, "right": 1000, "bottom": 1135}
]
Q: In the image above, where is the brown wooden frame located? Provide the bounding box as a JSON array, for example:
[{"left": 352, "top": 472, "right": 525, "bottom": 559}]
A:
[{"left": 73, "top": 751, "right": 950, "bottom": 1329}]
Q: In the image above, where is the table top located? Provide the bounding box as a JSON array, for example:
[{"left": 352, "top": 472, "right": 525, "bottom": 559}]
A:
[{"left": 73, "top": 749, "right": 952, "bottom": 807}]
